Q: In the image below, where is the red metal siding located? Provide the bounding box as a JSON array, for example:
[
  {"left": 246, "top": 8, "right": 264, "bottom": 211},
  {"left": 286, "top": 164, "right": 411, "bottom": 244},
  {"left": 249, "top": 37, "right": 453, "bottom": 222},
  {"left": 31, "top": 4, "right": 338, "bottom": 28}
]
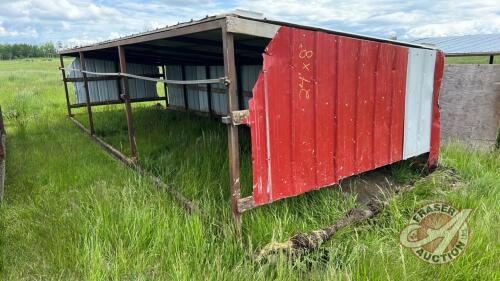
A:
[
  {"left": 428, "top": 51, "right": 445, "bottom": 169},
  {"left": 248, "top": 27, "right": 409, "bottom": 206}
]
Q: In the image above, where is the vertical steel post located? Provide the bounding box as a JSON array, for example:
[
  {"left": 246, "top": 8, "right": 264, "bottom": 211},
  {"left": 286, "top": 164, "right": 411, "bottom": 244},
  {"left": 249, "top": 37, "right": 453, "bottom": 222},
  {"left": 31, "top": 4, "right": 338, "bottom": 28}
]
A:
[
  {"left": 222, "top": 24, "right": 242, "bottom": 236},
  {"left": 117, "top": 46, "right": 138, "bottom": 160},
  {"left": 205, "top": 65, "right": 213, "bottom": 116},
  {"left": 115, "top": 61, "right": 123, "bottom": 101},
  {"left": 0, "top": 106, "right": 4, "bottom": 135},
  {"left": 236, "top": 64, "right": 244, "bottom": 110},
  {"left": 59, "top": 55, "right": 73, "bottom": 117},
  {"left": 78, "top": 52, "right": 95, "bottom": 135},
  {"left": 181, "top": 65, "right": 189, "bottom": 110},
  {"left": 161, "top": 65, "right": 169, "bottom": 108},
  {"left": 489, "top": 55, "right": 494, "bottom": 64}
]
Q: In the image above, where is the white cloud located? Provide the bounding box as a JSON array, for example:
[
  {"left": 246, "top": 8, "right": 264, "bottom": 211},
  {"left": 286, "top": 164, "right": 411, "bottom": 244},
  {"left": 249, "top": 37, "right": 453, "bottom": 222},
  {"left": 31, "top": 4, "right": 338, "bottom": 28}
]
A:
[
  {"left": 0, "top": 0, "right": 498, "bottom": 44},
  {"left": 235, "top": 0, "right": 500, "bottom": 39}
]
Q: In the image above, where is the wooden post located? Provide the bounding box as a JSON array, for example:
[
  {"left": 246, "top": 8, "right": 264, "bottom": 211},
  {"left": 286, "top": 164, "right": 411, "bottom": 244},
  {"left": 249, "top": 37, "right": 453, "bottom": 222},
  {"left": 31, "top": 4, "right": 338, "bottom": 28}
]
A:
[
  {"left": 78, "top": 52, "right": 95, "bottom": 135},
  {"left": 161, "top": 65, "right": 169, "bottom": 108},
  {"left": 489, "top": 55, "right": 494, "bottom": 64},
  {"left": 117, "top": 46, "right": 138, "bottom": 160},
  {"left": 205, "top": 65, "right": 213, "bottom": 116},
  {"left": 222, "top": 24, "right": 242, "bottom": 236},
  {"left": 59, "top": 55, "right": 73, "bottom": 117}
]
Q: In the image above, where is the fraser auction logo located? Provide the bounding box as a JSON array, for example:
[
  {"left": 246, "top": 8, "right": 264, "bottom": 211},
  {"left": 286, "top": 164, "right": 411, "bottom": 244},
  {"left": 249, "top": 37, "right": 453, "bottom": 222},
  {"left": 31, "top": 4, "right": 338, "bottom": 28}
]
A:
[{"left": 400, "top": 202, "right": 472, "bottom": 264}]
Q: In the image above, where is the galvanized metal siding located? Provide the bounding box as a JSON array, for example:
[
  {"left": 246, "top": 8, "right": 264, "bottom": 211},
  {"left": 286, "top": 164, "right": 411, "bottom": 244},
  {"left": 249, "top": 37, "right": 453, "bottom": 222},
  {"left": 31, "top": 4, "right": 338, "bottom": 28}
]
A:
[
  {"left": 209, "top": 65, "right": 228, "bottom": 114},
  {"left": 126, "top": 63, "right": 159, "bottom": 100},
  {"left": 241, "top": 65, "right": 261, "bottom": 109},
  {"left": 69, "top": 58, "right": 158, "bottom": 104},
  {"left": 68, "top": 59, "right": 86, "bottom": 103},
  {"left": 165, "top": 65, "right": 185, "bottom": 108},
  {"left": 410, "top": 34, "right": 500, "bottom": 55},
  {"left": 164, "top": 64, "right": 260, "bottom": 113},
  {"left": 185, "top": 65, "right": 209, "bottom": 112},
  {"left": 403, "top": 48, "right": 436, "bottom": 159},
  {"left": 248, "top": 26, "right": 409, "bottom": 205}
]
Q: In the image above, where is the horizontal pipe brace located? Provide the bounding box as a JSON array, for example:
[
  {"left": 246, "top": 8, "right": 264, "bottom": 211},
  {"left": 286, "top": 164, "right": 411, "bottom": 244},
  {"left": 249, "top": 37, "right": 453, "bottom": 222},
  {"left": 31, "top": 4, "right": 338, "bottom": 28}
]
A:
[
  {"left": 230, "top": 110, "right": 249, "bottom": 126},
  {"left": 60, "top": 67, "right": 228, "bottom": 85},
  {"left": 64, "top": 76, "right": 120, "bottom": 82},
  {"left": 237, "top": 196, "right": 254, "bottom": 213},
  {"left": 70, "top": 96, "right": 165, "bottom": 108}
]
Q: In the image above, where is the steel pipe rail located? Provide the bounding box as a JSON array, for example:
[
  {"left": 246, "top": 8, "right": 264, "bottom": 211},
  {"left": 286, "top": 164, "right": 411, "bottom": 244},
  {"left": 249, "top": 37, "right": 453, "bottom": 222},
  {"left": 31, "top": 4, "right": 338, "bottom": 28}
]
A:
[{"left": 60, "top": 67, "right": 228, "bottom": 85}]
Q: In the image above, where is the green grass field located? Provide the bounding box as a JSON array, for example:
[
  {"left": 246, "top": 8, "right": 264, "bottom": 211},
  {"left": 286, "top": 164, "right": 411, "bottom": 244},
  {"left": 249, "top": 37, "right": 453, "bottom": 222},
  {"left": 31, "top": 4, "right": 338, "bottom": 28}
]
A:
[{"left": 0, "top": 58, "right": 498, "bottom": 280}]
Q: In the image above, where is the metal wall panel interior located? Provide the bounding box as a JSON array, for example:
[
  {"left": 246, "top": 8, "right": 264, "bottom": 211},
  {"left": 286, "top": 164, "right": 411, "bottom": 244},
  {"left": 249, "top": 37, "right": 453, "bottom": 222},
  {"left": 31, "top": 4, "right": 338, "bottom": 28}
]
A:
[
  {"left": 403, "top": 48, "right": 437, "bottom": 159},
  {"left": 241, "top": 65, "right": 261, "bottom": 109},
  {"left": 164, "top": 64, "right": 261, "bottom": 113},
  {"left": 185, "top": 65, "right": 209, "bottom": 112},
  {"left": 69, "top": 58, "right": 158, "bottom": 104},
  {"left": 209, "top": 65, "right": 228, "bottom": 115},
  {"left": 165, "top": 65, "right": 185, "bottom": 108},
  {"left": 125, "top": 63, "right": 159, "bottom": 100},
  {"left": 248, "top": 26, "right": 410, "bottom": 206},
  {"left": 68, "top": 59, "right": 86, "bottom": 103}
]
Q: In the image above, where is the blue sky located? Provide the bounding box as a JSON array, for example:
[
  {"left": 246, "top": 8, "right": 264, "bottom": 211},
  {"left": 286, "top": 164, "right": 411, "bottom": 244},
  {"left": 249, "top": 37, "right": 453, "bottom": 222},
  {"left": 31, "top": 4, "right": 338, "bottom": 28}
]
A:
[{"left": 0, "top": 0, "right": 499, "bottom": 47}]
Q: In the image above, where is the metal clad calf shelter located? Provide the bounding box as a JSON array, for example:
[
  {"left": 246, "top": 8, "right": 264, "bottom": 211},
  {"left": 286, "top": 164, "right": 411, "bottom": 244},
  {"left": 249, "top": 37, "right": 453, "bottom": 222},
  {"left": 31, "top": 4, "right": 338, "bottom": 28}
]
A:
[
  {"left": 246, "top": 26, "right": 444, "bottom": 206},
  {"left": 58, "top": 12, "right": 444, "bottom": 235}
]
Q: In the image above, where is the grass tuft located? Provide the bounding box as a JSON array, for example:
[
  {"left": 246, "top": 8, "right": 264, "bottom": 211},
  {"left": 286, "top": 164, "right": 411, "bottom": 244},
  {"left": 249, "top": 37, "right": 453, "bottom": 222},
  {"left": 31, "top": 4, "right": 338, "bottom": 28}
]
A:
[{"left": 0, "top": 58, "right": 498, "bottom": 280}]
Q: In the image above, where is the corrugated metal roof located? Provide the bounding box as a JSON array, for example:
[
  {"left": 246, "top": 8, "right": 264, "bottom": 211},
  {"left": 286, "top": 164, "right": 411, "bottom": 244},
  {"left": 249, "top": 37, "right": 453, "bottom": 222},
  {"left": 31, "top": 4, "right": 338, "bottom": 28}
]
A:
[
  {"left": 410, "top": 34, "right": 500, "bottom": 55},
  {"left": 60, "top": 10, "right": 434, "bottom": 54}
]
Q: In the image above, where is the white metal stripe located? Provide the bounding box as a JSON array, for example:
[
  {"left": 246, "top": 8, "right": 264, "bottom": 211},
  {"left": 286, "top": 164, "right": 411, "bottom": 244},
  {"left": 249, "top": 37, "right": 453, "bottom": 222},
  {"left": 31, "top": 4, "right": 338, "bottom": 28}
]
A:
[{"left": 403, "top": 48, "right": 436, "bottom": 159}]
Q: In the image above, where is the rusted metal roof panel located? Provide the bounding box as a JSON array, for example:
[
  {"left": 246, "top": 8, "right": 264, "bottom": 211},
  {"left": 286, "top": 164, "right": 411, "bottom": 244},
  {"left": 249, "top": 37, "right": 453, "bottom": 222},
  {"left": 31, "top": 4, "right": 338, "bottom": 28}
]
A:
[{"left": 248, "top": 27, "right": 410, "bottom": 205}]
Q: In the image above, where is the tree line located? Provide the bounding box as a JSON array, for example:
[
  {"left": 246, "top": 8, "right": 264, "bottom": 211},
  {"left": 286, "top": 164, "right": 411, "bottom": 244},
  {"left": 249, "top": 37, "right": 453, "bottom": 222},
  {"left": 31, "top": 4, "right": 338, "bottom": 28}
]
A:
[{"left": 0, "top": 43, "right": 57, "bottom": 60}]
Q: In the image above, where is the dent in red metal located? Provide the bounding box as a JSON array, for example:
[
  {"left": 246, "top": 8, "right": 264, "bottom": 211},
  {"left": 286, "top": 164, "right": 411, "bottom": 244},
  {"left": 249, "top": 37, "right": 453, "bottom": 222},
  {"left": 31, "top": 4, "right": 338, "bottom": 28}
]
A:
[
  {"left": 428, "top": 51, "right": 445, "bottom": 170},
  {"left": 248, "top": 27, "right": 409, "bottom": 206}
]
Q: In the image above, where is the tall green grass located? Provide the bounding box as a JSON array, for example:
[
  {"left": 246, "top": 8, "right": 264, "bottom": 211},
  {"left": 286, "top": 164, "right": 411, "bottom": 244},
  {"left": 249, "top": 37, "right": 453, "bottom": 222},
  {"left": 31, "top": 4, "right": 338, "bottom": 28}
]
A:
[
  {"left": 445, "top": 55, "right": 499, "bottom": 64},
  {"left": 0, "top": 58, "right": 498, "bottom": 280}
]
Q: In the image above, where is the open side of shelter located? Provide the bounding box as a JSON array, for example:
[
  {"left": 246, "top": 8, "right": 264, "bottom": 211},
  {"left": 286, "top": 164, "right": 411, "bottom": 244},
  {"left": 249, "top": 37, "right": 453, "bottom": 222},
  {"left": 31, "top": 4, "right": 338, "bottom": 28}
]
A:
[{"left": 58, "top": 12, "right": 444, "bottom": 235}]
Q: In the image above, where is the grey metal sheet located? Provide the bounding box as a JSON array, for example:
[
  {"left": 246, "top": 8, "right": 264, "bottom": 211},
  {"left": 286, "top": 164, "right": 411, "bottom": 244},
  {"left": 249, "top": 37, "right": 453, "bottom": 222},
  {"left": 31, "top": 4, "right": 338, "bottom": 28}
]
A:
[
  {"left": 403, "top": 48, "right": 437, "bottom": 159},
  {"left": 166, "top": 65, "right": 185, "bottom": 108},
  {"left": 410, "top": 34, "right": 500, "bottom": 55},
  {"left": 70, "top": 58, "right": 157, "bottom": 104},
  {"left": 71, "top": 58, "right": 158, "bottom": 103},
  {"left": 86, "top": 59, "right": 100, "bottom": 102},
  {"left": 185, "top": 65, "right": 209, "bottom": 112},
  {"left": 209, "top": 65, "right": 227, "bottom": 114},
  {"left": 68, "top": 59, "right": 86, "bottom": 103},
  {"left": 241, "top": 65, "right": 261, "bottom": 109},
  {"left": 164, "top": 64, "right": 260, "bottom": 113}
]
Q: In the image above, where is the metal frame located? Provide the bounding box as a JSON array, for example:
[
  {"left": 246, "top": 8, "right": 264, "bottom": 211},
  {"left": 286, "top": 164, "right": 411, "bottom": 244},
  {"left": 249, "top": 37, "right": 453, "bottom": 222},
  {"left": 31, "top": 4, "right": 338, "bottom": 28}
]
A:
[
  {"left": 222, "top": 23, "right": 243, "bottom": 235},
  {"left": 58, "top": 17, "right": 250, "bottom": 235},
  {"left": 118, "top": 45, "right": 138, "bottom": 160},
  {"left": 78, "top": 52, "right": 95, "bottom": 135}
]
